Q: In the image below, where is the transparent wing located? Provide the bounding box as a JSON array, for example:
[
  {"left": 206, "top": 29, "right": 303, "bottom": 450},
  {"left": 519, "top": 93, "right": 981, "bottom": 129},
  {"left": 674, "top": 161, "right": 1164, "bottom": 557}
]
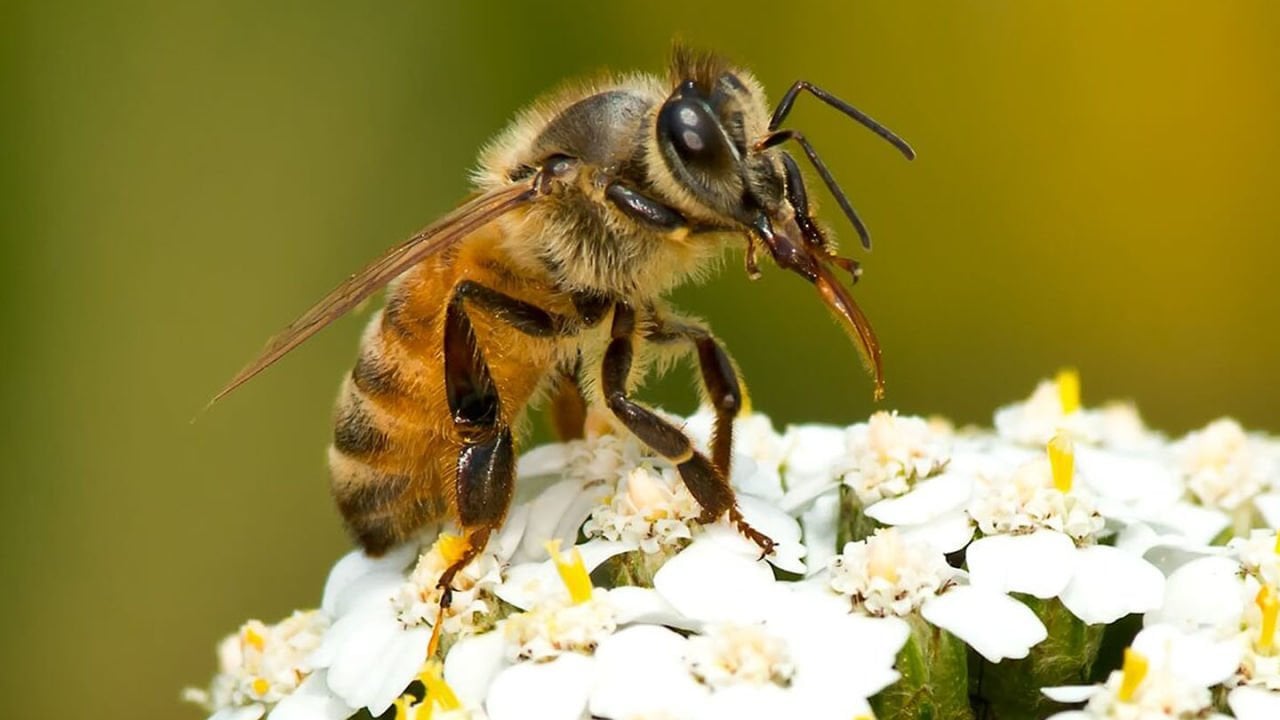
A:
[{"left": 210, "top": 179, "right": 541, "bottom": 405}]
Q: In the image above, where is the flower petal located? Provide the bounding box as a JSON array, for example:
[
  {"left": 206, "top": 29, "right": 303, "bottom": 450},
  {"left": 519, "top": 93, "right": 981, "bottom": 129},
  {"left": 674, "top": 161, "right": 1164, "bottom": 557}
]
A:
[
  {"left": 703, "top": 495, "right": 806, "bottom": 573},
  {"left": 591, "top": 625, "right": 707, "bottom": 719},
  {"left": 1146, "top": 556, "right": 1245, "bottom": 633},
  {"left": 1132, "top": 624, "right": 1244, "bottom": 688},
  {"left": 865, "top": 472, "right": 973, "bottom": 526},
  {"left": 606, "top": 586, "right": 700, "bottom": 631},
  {"left": 966, "top": 531, "right": 1077, "bottom": 599},
  {"left": 486, "top": 653, "right": 594, "bottom": 720},
  {"left": 1228, "top": 686, "right": 1280, "bottom": 720},
  {"left": 800, "top": 493, "right": 840, "bottom": 575},
  {"left": 782, "top": 424, "right": 846, "bottom": 483},
  {"left": 496, "top": 539, "right": 634, "bottom": 609},
  {"left": 443, "top": 630, "right": 508, "bottom": 708},
  {"left": 653, "top": 538, "right": 778, "bottom": 623},
  {"left": 364, "top": 626, "right": 432, "bottom": 716},
  {"left": 897, "top": 511, "right": 976, "bottom": 554},
  {"left": 516, "top": 443, "right": 570, "bottom": 478},
  {"left": 1255, "top": 493, "right": 1280, "bottom": 530},
  {"left": 267, "top": 673, "right": 354, "bottom": 720},
  {"left": 514, "top": 479, "right": 596, "bottom": 564},
  {"left": 1159, "top": 502, "right": 1232, "bottom": 545},
  {"left": 321, "top": 543, "right": 417, "bottom": 617},
  {"left": 1060, "top": 545, "right": 1165, "bottom": 624},
  {"left": 1041, "top": 685, "right": 1101, "bottom": 703},
  {"left": 922, "top": 586, "right": 1047, "bottom": 662}
]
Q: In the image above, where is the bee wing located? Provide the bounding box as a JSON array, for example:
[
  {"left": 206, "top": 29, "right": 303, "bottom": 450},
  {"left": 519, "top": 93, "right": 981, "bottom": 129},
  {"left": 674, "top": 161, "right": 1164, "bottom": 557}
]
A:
[{"left": 209, "top": 179, "right": 541, "bottom": 406}]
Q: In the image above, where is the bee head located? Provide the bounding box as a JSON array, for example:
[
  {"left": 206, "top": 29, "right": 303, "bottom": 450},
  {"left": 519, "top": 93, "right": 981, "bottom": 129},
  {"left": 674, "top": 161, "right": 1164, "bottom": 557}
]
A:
[
  {"left": 655, "top": 54, "right": 783, "bottom": 228},
  {"left": 655, "top": 46, "right": 916, "bottom": 399}
]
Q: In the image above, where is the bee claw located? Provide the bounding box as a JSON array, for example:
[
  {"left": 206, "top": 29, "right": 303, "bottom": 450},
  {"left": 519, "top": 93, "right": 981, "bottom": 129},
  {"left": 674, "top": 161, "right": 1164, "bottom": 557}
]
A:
[{"left": 729, "top": 507, "right": 776, "bottom": 560}]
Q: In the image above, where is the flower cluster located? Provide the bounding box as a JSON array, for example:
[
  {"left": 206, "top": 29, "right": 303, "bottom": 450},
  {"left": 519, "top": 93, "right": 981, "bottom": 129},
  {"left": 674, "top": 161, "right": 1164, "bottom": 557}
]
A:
[{"left": 186, "top": 371, "right": 1280, "bottom": 720}]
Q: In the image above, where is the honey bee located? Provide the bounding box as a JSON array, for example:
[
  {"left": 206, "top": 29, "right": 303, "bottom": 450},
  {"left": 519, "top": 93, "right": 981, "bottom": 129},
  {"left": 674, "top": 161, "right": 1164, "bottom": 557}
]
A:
[{"left": 215, "top": 47, "right": 913, "bottom": 605}]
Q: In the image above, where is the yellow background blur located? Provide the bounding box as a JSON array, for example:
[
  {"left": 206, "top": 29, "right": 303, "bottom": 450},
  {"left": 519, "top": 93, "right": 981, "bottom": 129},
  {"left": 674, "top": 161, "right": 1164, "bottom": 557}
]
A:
[{"left": 3, "top": 2, "right": 1278, "bottom": 718}]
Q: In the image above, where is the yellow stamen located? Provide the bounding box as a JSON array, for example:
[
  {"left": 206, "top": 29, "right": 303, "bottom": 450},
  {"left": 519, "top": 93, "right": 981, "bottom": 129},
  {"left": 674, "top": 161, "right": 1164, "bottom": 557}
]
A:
[
  {"left": 1273, "top": 532, "right": 1280, "bottom": 555},
  {"left": 1117, "top": 648, "right": 1149, "bottom": 702},
  {"left": 1056, "top": 368, "right": 1081, "bottom": 415},
  {"left": 545, "top": 539, "right": 593, "bottom": 604},
  {"left": 1047, "top": 432, "right": 1075, "bottom": 493},
  {"left": 392, "top": 694, "right": 418, "bottom": 720},
  {"left": 437, "top": 533, "right": 470, "bottom": 567},
  {"left": 1256, "top": 585, "right": 1278, "bottom": 654},
  {"left": 250, "top": 677, "right": 270, "bottom": 697},
  {"left": 418, "top": 660, "right": 461, "bottom": 711},
  {"left": 241, "top": 626, "right": 265, "bottom": 651}
]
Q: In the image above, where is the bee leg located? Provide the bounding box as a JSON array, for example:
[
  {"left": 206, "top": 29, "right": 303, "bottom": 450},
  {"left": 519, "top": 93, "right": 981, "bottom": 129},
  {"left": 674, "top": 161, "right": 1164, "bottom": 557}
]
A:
[
  {"left": 548, "top": 357, "right": 587, "bottom": 441},
  {"left": 645, "top": 319, "right": 744, "bottom": 479},
  {"left": 602, "top": 303, "right": 775, "bottom": 559},
  {"left": 438, "top": 291, "right": 517, "bottom": 603}
]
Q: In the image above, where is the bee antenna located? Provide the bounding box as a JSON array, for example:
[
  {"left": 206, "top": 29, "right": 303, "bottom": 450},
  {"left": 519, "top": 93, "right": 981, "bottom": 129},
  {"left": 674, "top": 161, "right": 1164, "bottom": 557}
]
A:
[
  {"left": 759, "top": 129, "right": 872, "bottom": 250},
  {"left": 769, "top": 80, "right": 916, "bottom": 160}
]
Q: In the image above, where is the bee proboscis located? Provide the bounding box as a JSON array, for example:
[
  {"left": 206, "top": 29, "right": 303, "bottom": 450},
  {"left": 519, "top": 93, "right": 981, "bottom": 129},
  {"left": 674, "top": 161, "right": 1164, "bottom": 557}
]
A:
[{"left": 214, "top": 46, "right": 913, "bottom": 623}]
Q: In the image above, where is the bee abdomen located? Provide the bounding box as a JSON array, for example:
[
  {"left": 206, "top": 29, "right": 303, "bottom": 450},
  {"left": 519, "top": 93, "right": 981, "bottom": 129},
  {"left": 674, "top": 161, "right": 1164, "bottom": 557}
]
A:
[
  {"left": 329, "top": 376, "right": 444, "bottom": 555},
  {"left": 332, "top": 395, "right": 391, "bottom": 457}
]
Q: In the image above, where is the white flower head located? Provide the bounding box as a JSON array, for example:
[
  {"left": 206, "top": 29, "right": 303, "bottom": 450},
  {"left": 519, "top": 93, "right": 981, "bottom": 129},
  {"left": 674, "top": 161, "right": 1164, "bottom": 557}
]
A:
[
  {"left": 567, "top": 430, "right": 652, "bottom": 487},
  {"left": 184, "top": 610, "right": 332, "bottom": 719},
  {"left": 968, "top": 434, "right": 1105, "bottom": 543},
  {"left": 1230, "top": 530, "right": 1280, "bottom": 587},
  {"left": 582, "top": 465, "right": 700, "bottom": 554},
  {"left": 1072, "top": 647, "right": 1216, "bottom": 719},
  {"left": 393, "top": 532, "right": 505, "bottom": 637},
  {"left": 1176, "top": 418, "right": 1275, "bottom": 512},
  {"left": 685, "top": 623, "right": 796, "bottom": 689},
  {"left": 502, "top": 545, "right": 620, "bottom": 664},
  {"left": 995, "top": 370, "right": 1099, "bottom": 447},
  {"left": 827, "top": 528, "right": 1047, "bottom": 662},
  {"left": 829, "top": 527, "right": 954, "bottom": 617},
  {"left": 838, "top": 411, "right": 952, "bottom": 505}
]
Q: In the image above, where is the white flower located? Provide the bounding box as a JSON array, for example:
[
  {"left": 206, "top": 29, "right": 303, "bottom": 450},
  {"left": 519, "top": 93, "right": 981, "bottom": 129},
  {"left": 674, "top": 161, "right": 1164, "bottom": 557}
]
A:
[
  {"left": 838, "top": 411, "right": 952, "bottom": 504},
  {"left": 967, "top": 446, "right": 1105, "bottom": 542},
  {"left": 828, "top": 528, "right": 1047, "bottom": 662},
  {"left": 783, "top": 417, "right": 980, "bottom": 559},
  {"left": 392, "top": 535, "right": 505, "bottom": 635},
  {"left": 829, "top": 527, "right": 954, "bottom": 616},
  {"left": 582, "top": 465, "right": 700, "bottom": 554},
  {"left": 589, "top": 584, "right": 907, "bottom": 720},
  {"left": 447, "top": 540, "right": 684, "bottom": 720},
  {"left": 1044, "top": 639, "right": 1231, "bottom": 720},
  {"left": 1173, "top": 419, "right": 1280, "bottom": 535},
  {"left": 995, "top": 372, "right": 1100, "bottom": 447},
  {"left": 1145, "top": 539, "right": 1280, "bottom": 696},
  {"left": 966, "top": 436, "right": 1165, "bottom": 624},
  {"left": 574, "top": 432, "right": 806, "bottom": 574},
  {"left": 184, "top": 610, "right": 351, "bottom": 720},
  {"left": 312, "top": 520, "right": 524, "bottom": 717}
]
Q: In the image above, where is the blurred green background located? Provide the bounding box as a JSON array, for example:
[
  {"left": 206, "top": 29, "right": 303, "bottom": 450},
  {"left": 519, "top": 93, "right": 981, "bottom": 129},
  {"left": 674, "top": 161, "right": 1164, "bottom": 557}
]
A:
[{"left": 3, "top": 1, "right": 1278, "bottom": 717}]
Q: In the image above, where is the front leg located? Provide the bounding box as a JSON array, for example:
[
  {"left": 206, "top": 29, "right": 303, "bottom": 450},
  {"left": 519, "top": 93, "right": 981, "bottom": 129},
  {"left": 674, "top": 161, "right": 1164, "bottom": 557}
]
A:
[
  {"left": 601, "top": 303, "right": 774, "bottom": 557},
  {"left": 646, "top": 316, "right": 744, "bottom": 479}
]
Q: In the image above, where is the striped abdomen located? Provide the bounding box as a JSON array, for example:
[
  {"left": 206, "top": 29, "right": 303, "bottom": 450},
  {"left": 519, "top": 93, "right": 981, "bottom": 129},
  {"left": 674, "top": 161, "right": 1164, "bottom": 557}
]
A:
[{"left": 326, "top": 232, "right": 571, "bottom": 554}]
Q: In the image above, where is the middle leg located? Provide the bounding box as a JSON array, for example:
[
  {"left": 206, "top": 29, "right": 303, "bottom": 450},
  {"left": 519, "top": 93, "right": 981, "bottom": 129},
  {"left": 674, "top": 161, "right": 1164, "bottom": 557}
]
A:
[{"left": 601, "top": 303, "right": 773, "bottom": 556}]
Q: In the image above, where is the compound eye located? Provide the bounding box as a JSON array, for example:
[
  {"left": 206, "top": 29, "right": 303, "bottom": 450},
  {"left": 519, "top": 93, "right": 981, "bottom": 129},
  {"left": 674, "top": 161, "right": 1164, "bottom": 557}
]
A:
[{"left": 658, "top": 95, "right": 738, "bottom": 175}]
